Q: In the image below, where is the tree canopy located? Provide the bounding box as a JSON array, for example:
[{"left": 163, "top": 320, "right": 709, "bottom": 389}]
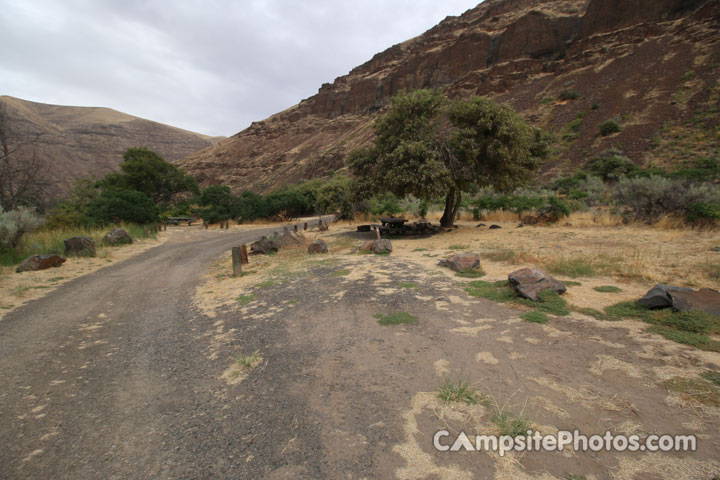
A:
[
  {"left": 101, "top": 147, "right": 199, "bottom": 205},
  {"left": 348, "top": 89, "right": 547, "bottom": 226}
]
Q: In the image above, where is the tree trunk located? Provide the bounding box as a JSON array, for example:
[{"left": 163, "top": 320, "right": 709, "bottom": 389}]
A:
[{"left": 440, "top": 189, "right": 456, "bottom": 227}]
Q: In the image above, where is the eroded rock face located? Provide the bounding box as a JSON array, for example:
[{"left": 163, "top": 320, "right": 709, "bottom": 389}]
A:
[
  {"left": 508, "top": 267, "right": 567, "bottom": 301},
  {"left": 308, "top": 240, "right": 328, "bottom": 254},
  {"left": 64, "top": 236, "right": 96, "bottom": 257},
  {"left": 102, "top": 228, "right": 133, "bottom": 246},
  {"left": 439, "top": 253, "right": 481, "bottom": 272},
  {"left": 15, "top": 254, "right": 66, "bottom": 273},
  {"left": 177, "top": 0, "right": 718, "bottom": 194}
]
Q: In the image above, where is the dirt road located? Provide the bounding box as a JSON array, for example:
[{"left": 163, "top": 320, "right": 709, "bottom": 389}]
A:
[
  {"left": 0, "top": 224, "right": 325, "bottom": 479},
  {"left": 1, "top": 223, "right": 719, "bottom": 479}
]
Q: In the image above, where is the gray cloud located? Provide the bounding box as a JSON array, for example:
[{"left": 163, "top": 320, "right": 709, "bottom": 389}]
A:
[{"left": 0, "top": 0, "right": 480, "bottom": 136}]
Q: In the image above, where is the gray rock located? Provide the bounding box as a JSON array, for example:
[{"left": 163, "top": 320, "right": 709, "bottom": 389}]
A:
[
  {"left": 250, "top": 236, "right": 279, "bottom": 255},
  {"left": 64, "top": 236, "right": 96, "bottom": 257},
  {"left": 668, "top": 288, "right": 720, "bottom": 316},
  {"left": 16, "top": 254, "right": 66, "bottom": 273},
  {"left": 711, "top": 246, "right": 720, "bottom": 252},
  {"left": 637, "top": 284, "right": 693, "bottom": 309},
  {"left": 476, "top": 223, "right": 486, "bottom": 228},
  {"left": 489, "top": 225, "right": 502, "bottom": 229},
  {"left": 439, "top": 253, "right": 481, "bottom": 272},
  {"left": 508, "top": 267, "right": 567, "bottom": 301},
  {"left": 372, "top": 239, "right": 392, "bottom": 254},
  {"left": 102, "top": 228, "right": 133, "bottom": 246},
  {"left": 307, "top": 239, "right": 328, "bottom": 254}
]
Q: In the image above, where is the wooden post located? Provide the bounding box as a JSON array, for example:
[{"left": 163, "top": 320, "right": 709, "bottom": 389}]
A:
[
  {"left": 232, "top": 247, "right": 242, "bottom": 277},
  {"left": 240, "top": 244, "right": 249, "bottom": 264},
  {"left": 204, "top": 221, "right": 208, "bottom": 229},
  {"left": 294, "top": 224, "right": 298, "bottom": 233},
  {"left": 225, "top": 221, "right": 229, "bottom": 230},
  {"left": 376, "top": 226, "right": 381, "bottom": 240},
  {"left": 304, "top": 222, "right": 308, "bottom": 231}
]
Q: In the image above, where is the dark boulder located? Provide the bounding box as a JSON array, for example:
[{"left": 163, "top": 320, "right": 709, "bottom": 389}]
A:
[
  {"left": 250, "top": 236, "right": 280, "bottom": 255},
  {"left": 508, "top": 267, "right": 567, "bottom": 301},
  {"left": 102, "top": 228, "right": 133, "bottom": 246},
  {"left": 372, "top": 239, "right": 392, "bottom": 254},
  {"left": 308, "top": 239, "right": 328, "bottom": 254},
  {"left": 439, "top": 253, "right": 481, "bottom": 272},
  {"left": 637, "top": 284, "right": 693, "bottom": 309},
  {"left": 476, "top": 223, "right": 486, "bottom": 228},
  {"left": 489, "top": 225, "right": 502, "bottom": 229},
  {"left": 16, "top": 254, "right": 66, "bottom": 273},
  {"left": 668, "top": 288, "right": 720, "bottom": 316},
  {"left": 64, "top": 236, "right": 96, "bottom": 257}
]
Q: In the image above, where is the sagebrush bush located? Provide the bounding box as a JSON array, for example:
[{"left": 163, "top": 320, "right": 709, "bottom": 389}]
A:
[
  {"left": 586, "top": 148, "right": 636, "bottom": 181},
  {"left": 599, "top": 119, "right": 622, "bottom": 136},
  {"left": 612, "top": 175, "right": 720, "bottom": 222},
  {"left": 0, "top": 207, "right": 44, "bottom": 249}
]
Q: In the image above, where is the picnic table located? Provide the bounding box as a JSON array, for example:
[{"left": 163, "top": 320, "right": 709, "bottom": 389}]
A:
[{"left": 378, "top": 217, "right": 408, "bottom": 228}]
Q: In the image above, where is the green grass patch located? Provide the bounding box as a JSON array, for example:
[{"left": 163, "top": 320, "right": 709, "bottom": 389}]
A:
[
  {"left": 47, "top": 276, "right": 65, "bottom": 282},
  {"left": 540, "top": 97, "right": 555, "bottom": 104},
  {"left": 647, "top": 326, "right": 720, "bottom": 352},
  {"left": 546, "top": 258, "right": 595, "bottom": 278},
  {"left": 521, "top": 310, "right": 549, "bottom": 324},
  {"left": 661, "top": 376, "right": 720, "bottom": 407},
  {"left": 448, "top": 244, "right": 469, "bottom": 250},
  {"left": 455, "top": 268, "right": 486, "bottom": 278},
  {"left": 236, "top": 351, "right": 263, "bottom": 369},
  {"left": 329, "top": 269, "right": 351, "bottom": 277},
  {"left": 235, "top": 294, "right": 257, "bottom": 306},
  {"left": 465, "top": 280, "right": 517, "bottom": 303},
  {"left": 412, "top": 248, "right": 428, "bottom": 252},
  {"left": 256, "top": 279, "right": 276, "bottom": 288},
  {"left": 397, "top": 281, "right": 419, "bottom": 288},
  {"left": 492, "top": 411, "right": 533, "bottom": 438},
  {"left": 437, "top": 377, "right": 489, "bottom": 406},
  {"left": 573, "top": 307, "right": 606, "bottom": 319},
  {"left": 603, "top": 301, "right": 653, "bottom": 321},
  {"left": 466, "top": 281, "right": 569, "bottom": 315},
  {"left": 701, "top": 370, "right": 720, "bottom": 387},
  {"left": 374, "top": 312, "right": 417, "bottom": 325},
  {"left": 374, "top": 250, "right": 391, "bottom": 256},
  {"left": 564, "top": 281, "right": 582, "bottom": 287},
  {"left": 286, "top": 299, "right": 300, "bottom": 305},
  {"left": 593, "top": 285, "right": 622, "bottom": 293},
  {"left": 480, "top": 249, "right": 518, "bottom": 263}
]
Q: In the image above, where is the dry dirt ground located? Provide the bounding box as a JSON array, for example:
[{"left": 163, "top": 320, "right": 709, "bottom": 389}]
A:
[{"left": 2, "top": 220, "right": 719, "bottom": 479}]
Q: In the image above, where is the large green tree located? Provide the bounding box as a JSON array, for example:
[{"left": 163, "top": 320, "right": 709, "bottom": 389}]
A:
[
  {"left": 348, "top": 90, "right": 547, "bottom": 227},
  {"left": 101, "top": 147, "right": 199, "bottom": 205}
]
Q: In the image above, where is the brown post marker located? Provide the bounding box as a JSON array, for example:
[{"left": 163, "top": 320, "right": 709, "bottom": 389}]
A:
[
  {"left": 375, "top": 226, "right": 381, "bottom": 240},
  {"left": 225, "top": 221, "right": 229, "bottom": 230},
  {"left": 304, "top": 222, "right": 308, "bottom": 231},
  {"left": 240, "top": 244, "right": 249, "bottom": 264},
  {"left": 294, "top": 224, "right": 298, "bottom": 233},
  {"left": 232, "top": 247, "right": 242, "bottom": 277}
]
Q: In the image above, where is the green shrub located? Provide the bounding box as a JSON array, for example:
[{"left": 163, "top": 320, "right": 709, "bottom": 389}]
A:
[
  {"left": 593, "top": 285, "right": 622, "bottom": 293},
  {"left": 0, "top": 207, "right": 43, "bottom": 249},
  {"left": 437, "top": 377, "right": 488, "bottom": 405},
  {"left": 85, "top": 189, "right": 158, "bottom": 225},
  {"left": 558, "top": 90, "right": 580, "bottom": 101},
  {"left": 492, "top": 411, "right": 532, "bottom": 437},
  {"left": 591, "top": 102, "right": 599, "bottom": 110},
  {"left": 586, "top": 148, "right": 636, "bottom": 181},
  {"left": 599, "top": 119, "right": 622, "bottom": 136}
]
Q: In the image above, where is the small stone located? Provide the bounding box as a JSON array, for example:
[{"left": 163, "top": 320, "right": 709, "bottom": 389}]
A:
[
  {"left": 637, "top": 284, "right": 693, "bottom": 309},
  {"left": 102, "top": 228, "right": 133, "bottom": 246},
  {"left": 489, "top": 225, "right": 502, "bottom": 229},
  {"left": 16, "top": 254, "right": 66, "bottom": 273},
  {"left": 372, "top": 239, "right": 392, "bottom": 254},
  {"left": 64, "top": 236, "right": 96, "bottom": 257},
  {"left": 307, "top": 240, "right": 328, "bottom": 254},
  {"left": 439, "top": 253, "right": 481, "bottom": 272},
  {"left": 508, "top": 267, "right": 566, "bottom": 301},
  {"left": 476, "top": 223, "right": 486, "bottom": 228},
  {"left": 668, "top": 288, "right": 720, "bottom": 316}
]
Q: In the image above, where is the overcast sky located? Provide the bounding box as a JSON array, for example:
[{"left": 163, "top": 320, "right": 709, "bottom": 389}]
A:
[{"left": 1, "top": 0, "right": 480, "bottom": 137}]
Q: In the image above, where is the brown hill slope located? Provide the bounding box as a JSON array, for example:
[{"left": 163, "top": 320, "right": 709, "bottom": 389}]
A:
[
  {"left": 179, "top": 0, "right": 720, "bottom": 193},
  {"left": 0, "top": 95, "right": 224, "bottom": 200}
]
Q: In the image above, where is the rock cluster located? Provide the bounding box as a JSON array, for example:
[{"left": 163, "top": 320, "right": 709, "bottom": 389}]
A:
[
  {"left": 638, "top": 284, "right": 720, "bottom": 316},
  {"left": 508, "top": 268, "right": 567, "bottom": 301}
]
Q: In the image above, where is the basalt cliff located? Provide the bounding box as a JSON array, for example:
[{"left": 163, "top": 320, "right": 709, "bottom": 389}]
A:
[{"left": 178, "top": 0, "right": 720, "bottom": 192}]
